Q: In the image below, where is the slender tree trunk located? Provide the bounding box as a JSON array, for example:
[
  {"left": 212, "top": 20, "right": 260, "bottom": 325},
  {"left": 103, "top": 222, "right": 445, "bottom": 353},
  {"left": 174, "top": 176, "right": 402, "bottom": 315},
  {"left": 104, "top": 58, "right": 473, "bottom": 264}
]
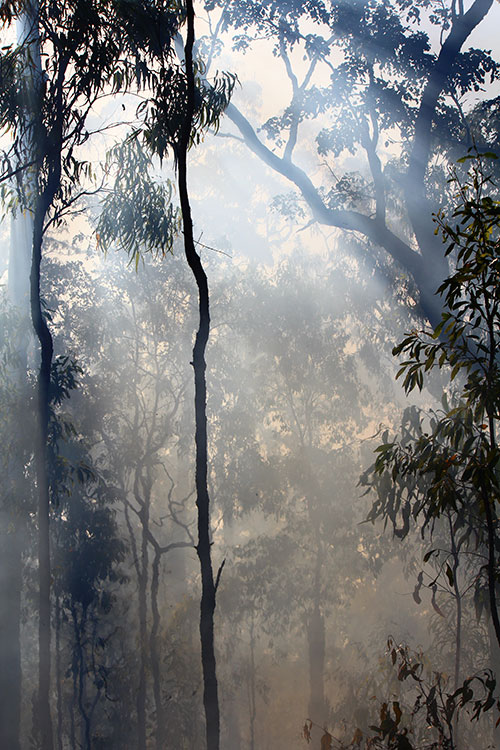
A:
[
  {"left": 31, "top": 190, "right": 55, "bottom": 750},
  {"left": 0, "top": 514, "right": 22, "bottom": 750},
  {"left": 137, "top": 492, "right": 149, "bottom": 750},
  {"left": 55, "top": 594, "right": 63, "bottom": 750},
  {"left": 72, "top": 606, "right": 91, "bottom": 750},
  {"left": 150, "top": 549, "right": 166, "bottom": 750},
  {"left": 70, "top": 662, "right": 77, "bottom": 750},
  {"left": 0, "top": 8, "right": 43, "bottom": 748},
  {"left": 406, "top": 0, "right": 493, "bottom": 264},
  {"left": 248, "top": 616, "right": 257, "bottom": 750},
  {"left": 19, "top": 4, "right": 60, "bottom": 745},
  {"left": 447, "top": 514, "right": 462, "bottom": 690},
  {"left": 178, "top": 2, "right": 221, "bottom": 747},
  {"left": 307, "top": 542, "right": 327, "bottom": 725}
]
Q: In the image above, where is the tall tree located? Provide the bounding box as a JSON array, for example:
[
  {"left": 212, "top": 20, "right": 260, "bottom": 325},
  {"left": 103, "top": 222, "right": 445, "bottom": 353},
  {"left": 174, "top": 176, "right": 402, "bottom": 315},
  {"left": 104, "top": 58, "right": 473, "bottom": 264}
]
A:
[
  {"left": 98, "top": 4, "right": 234, "bottom": 744},
  {"left": 363, "top": 154, "right": 500, "bottom": 750},
  {"left": 0, "top": 3, "right": 181, "bottom": 746},
  {"left": 177, "top": 5, "right": 222, "bottom": 747},
  {"left": 202, "top": 0, "right": 499, "bottom": 324}
]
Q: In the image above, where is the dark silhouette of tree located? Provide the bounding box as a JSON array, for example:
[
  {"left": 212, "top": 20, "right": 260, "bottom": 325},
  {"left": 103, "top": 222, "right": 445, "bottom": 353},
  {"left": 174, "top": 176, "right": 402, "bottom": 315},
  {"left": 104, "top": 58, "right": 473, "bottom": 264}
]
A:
[
  {"left": 177, "top": 5, "right": 223, "bottom": 747},
  {"left": 97, "top": 3, "right": 234, "bottom": 743}
]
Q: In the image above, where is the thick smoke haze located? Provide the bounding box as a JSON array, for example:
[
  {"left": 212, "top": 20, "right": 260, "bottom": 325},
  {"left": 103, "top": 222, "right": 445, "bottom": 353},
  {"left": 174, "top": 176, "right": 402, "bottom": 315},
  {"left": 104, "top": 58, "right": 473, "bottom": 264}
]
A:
[{"left": 1, "top": 1, "right": 500, "bottom": 749}]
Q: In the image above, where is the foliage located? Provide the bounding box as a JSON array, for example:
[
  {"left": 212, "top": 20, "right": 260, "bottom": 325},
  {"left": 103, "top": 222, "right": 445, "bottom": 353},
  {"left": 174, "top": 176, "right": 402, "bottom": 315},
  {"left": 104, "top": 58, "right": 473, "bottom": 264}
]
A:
[
  {"left": 97, "top": 139, "right": 181, "bottom": 266},
  {"left": 198, "top": 0, "right": 500, "bottom": 328},
  {"left": 304, "top": 639, "right": 499, "bottom": 749},
  {"left": 363, "top": 639, "right": 499, "bottom": 750},
  {"left": 0, "top": 0, "right": 182, "bottom": 224},
  {"left": 139, "top": 58, "right": 236, "bottom": 162},
  {"left": 364, "top": 153, "right": 500, "bottom": 627}
]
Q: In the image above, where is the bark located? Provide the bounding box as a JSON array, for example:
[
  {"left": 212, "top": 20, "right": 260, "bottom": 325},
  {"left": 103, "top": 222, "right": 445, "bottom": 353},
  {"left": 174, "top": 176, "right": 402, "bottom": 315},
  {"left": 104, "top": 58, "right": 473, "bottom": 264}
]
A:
[
  {"left": 225, "top": 101, "right": 443, "bottom": 326},
  {"left": 136, "top": 484, "right": 149, "bottom": 750},
  {"left": 248, "top": 617, "right": 256, "bottom": 750},
  {"left": 0, "top": 514, "right": 22, "bottom": 750},
  {"left": 178, "top": 2, "right": 221, "bottom": 747},
  {"left": 0, "top": 10, "right": 42, "bottom": 749},
  {"left": 71, "top": 605, "right": 92, "bottom": 750},
  {"left": 406, "top": 0, "right": 494, "bottom": 262},
  {"left": 69, "top": 674, "right": 77, "bottom": 750},
  {"left": 150, "top": 548, "right": 166, "bottom": 750},
  {"left": 24, "top": 4, "right": 64, "bottom": 745},
  {"left": 481, "top": 293, "right": 500, "bottom": 650},
  {"left": 444, "top": 513, "right": 463, "bottom": 692},
  {"left": 483, "top": 486, "right": 500, "bottom": 649},
  {"left": 307, "top": 541, "right": 328, "bottom": 725},
  {"left": 55, "top": 594, "right": 63, "bottom": 750},
  {"left": 307, "top": 602, "right": 327, "bottom": 722},
  {"left": 31, "top": 191, "right": 55, "bottom": 750}
]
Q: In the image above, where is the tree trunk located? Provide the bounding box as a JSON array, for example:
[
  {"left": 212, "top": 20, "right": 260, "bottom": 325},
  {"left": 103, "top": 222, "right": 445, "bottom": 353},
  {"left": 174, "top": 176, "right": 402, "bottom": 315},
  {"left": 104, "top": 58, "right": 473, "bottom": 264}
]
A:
[
  {"left": 406, "top": 0, "right": 494, "bottom": 261},
  {"left": 31, "top": 190, "right": 55, "bottom": 750},
  {"left": 0, "top": 513, "right": 22, "bottom": 750},
  {"left": 71, "top": 605, "right": 91, "bottom": 750},
  {"left": 137, "top": 494, "right": 149, "bottom": 750},
  {"left": 150, "top": 549, "right": 166, "bottom": 750},
  {"left": 178, "top": 2, "right": 221, "bottom": 747},
  {"left": 307, "top": 544, "right": 328, "bottom": 725},
  {"left": 17, "top": 3, "right": 57, "bottom": 745},
  {"left": 55, "top": 594, "right": 63, "bottom": 750},
  {"left": 0, "top": 10, "right": 44, "bottom": 749},
  {"left": 248, "top": 616, "right": 257, "bottom": 750}
]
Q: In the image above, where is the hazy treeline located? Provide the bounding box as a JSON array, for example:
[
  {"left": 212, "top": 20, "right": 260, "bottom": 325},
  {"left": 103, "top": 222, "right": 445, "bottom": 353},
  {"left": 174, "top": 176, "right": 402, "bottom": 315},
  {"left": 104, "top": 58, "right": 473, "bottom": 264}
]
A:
[{"left": 1, "top": 0, "right": 500, "bottom": 748}]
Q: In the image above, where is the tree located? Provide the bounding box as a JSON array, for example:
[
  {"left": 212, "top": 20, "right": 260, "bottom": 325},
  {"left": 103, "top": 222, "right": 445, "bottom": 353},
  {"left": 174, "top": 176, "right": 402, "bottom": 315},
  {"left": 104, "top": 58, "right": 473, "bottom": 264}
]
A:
[
  {"left": 47, "top": 358, "right": 126, "bottom": 750},
  {"left": 200, "top": 0, "right": 499, "bottom": 325},
  {"left": 368, "top": 152, "right": 500, "bottom": 661},
  {"left": 0, "top": 3, "right": 181, "bottom": 746},
  {"left": 202, "top": 251, "right": 408, "bottom": 747},
  {"left": 0, "top": 294, "right": 32, "bottom": 749},
  {"left": 97, "top": 3, "right": 234, "bottom": 745}
]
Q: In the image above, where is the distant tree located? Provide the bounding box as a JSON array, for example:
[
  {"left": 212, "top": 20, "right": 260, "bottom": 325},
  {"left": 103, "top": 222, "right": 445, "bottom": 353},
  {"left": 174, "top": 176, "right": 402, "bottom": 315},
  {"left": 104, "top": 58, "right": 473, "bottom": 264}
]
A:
[
  {"left": 47, "top": 356, "right": 126, "bottom": 750},
  {"left": 204, "top": 253, "right": 406, "bottom": 747},
  {"left": 202, "top": 0, "right": 499, "bottom": 325},
  {"left": 44, "top": 244, "right": 202, "bottom": 749}
]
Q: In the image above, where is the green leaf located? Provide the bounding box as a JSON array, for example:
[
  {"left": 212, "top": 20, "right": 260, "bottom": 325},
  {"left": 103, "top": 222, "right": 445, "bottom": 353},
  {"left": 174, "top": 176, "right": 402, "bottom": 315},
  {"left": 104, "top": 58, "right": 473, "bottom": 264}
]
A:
[{"left": 445, "top": 564, "right": 454, "bottom": 587}]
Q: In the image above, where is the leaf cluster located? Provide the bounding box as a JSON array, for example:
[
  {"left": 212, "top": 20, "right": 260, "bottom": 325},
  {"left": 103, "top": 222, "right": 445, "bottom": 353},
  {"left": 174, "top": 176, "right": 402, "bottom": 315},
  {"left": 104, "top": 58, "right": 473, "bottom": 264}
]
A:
[
  {"left": 139, "top": 60, "right": 235, "bottom": 162},
  {"left": 97, "top": 137, "right": 181, "bottom": 265},
  {"left": 369, "top": 154, "right": 500, "bottom": 542},
  {"left": 0, "top": 0, "right": 182, "bottom": 222},
  {"left": 334, "top": 639, "right": 499, "bottom": 750}
]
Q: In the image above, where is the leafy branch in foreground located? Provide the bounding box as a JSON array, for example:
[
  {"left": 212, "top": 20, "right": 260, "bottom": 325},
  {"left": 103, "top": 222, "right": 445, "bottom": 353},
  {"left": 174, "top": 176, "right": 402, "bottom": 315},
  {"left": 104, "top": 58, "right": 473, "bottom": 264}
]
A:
[
  {"left": 367, "top": 151, "right": 500, "bottom": 646},
  {"left": 97, "top": 138, "right": 181, "bottom": 268},
  {"left": 304, "top": 639, "right": 499, "bottom": 749}
]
